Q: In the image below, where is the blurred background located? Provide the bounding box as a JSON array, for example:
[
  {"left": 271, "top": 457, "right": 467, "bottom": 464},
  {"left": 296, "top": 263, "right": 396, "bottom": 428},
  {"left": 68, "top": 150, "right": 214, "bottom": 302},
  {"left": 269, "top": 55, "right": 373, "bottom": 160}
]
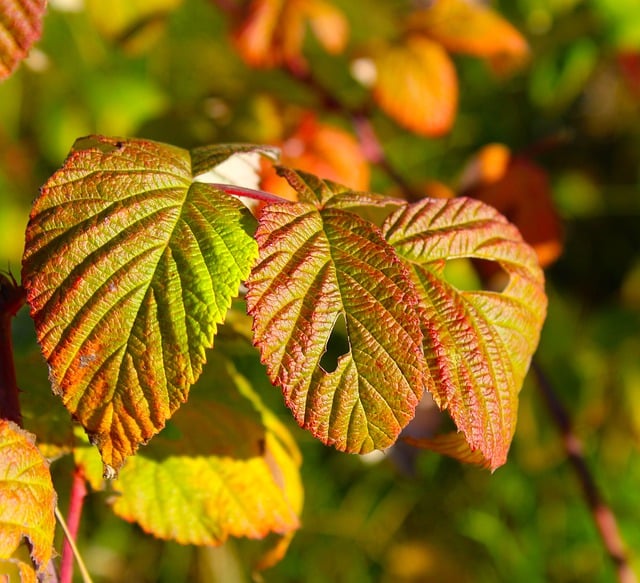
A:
[{"left": 3, "top": 0, "right": 640, "bottom": 580}]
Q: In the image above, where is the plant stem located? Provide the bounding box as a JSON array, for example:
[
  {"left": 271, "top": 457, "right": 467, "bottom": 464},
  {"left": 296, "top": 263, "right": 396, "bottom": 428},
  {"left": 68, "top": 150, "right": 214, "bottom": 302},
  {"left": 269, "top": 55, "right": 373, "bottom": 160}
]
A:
[
  {"left": 532, "top": 361, "right": 638, "bottom": 583},
  {"left": 0, "top": 274, "right": 25, "bottom": 425},
  {"left": 60, "top": 466, "right": 89, "bottom": 583}
]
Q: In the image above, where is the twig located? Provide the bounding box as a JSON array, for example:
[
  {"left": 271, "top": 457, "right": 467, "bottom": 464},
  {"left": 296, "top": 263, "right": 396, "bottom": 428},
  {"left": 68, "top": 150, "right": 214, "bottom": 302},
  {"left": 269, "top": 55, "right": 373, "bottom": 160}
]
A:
[
  {"left": 0, "top": 273, "right": 25, "bottom": 425},
  {"left": 59, "top": 466, "right": 91, "bottom": 583},
  {"left": 532, "top": 360, "right": 637, "bottom": 583}
]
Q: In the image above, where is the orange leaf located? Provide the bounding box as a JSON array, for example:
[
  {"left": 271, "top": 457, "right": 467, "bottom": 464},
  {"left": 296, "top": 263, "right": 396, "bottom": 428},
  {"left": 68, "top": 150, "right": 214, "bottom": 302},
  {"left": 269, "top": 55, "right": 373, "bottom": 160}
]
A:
[
  {"left": 459, "top": 144, "right": 563, "bottom": 268},
  {"left": 261, "top": 114, "right": 370, "bottom": 200},
  {"left": 234, "top": 0, "right": 348, "bottom": 70},
  {"left": 0, "top": 421, "right": 56, "bottom": 575},
  {"left": 406, "top": 0, "right": 529, "bottom": 73},
  {"left": 372, "top": 35, "right": 458, "bottom": 136}
]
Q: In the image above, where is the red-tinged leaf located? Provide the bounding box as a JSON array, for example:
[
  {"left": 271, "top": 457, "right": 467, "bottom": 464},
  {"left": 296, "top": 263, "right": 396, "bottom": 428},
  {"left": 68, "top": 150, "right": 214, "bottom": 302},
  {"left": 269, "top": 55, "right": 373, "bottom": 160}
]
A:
[
  {"left": 404, "top": 432, "right": 492, "bottom": 469},
  {"left": 260, "top": 114, "right": 370, "bottom": 201},
  {"left": 406, "top": 0, "right": 529, "bottom": 72},
  {"left": 233, "top": 0, "right": 348, "bottom": 70},
  {"left": 246, "top": 169, "right": 426, "bottom": 453},
  {"left": 76, "top": 352, "right": 302, "bottom": 547},
  {"left": 22, "top": 136, "right": 264, "bottom": 476},
  {"left": 459, "top": 144, "right": 563, "bottom": 268},
  {"left": 0, "top": 0, "right": 46, "bottom": 81},
  {"left": 0, "top": 420, "right": 56, "bottom": 575},
  {"left": 372, "top": 36, "right": 458, "bottom": 136},
  {"left": 383, "top": 197, "right": 546, "bottom": 469}
]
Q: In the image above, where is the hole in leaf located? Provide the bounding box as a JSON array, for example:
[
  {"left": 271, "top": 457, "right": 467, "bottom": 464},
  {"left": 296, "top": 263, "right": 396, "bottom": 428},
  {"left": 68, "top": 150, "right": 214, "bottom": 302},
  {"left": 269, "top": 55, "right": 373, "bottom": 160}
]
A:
[
  {"left": 320, "top": 313, "right": 351, "bottom": 373},
  {"left": 443, "top": 258, "right": 509, "bottom": 293}
]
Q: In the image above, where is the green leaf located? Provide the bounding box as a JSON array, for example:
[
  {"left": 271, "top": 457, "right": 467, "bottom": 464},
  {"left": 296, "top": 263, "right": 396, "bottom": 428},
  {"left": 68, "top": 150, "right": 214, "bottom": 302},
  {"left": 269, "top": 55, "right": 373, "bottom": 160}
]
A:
[
  {"left": 383, "top": 197, "right": 547, "bottom": 469},
  {"left": 0, "top": 420, "right": 56, "bottom": 575},
  {"left": 0, "top": 0, "right": 46, "bottom": 81},
  {"left": 246, "top": 169, "right": 426, "bottom": 453},
  {"left": 75, "top": 352, "right": 302, "bottom": 546},
  {"left": 22, "top": 136, "right": 264, "bottom": 475}
]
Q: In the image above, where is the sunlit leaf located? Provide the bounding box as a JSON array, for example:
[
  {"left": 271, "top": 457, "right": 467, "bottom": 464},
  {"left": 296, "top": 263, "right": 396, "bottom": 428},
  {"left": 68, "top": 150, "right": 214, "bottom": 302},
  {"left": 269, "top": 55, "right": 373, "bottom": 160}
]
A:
[
  {"left": 406, "top": 0, "right": 529, "bottom": 73},
  {"left": 372, "top": 35, "right": 458, "bottom": 136},
  {"left": 233, "top": 0, "right": 348, "bottom": 70},
  {"left": 246, "top": 168, "right": 426, "bottom": 453},
  {"left": 75, "top": 352, "right": 302, "bottom": 547},
  {"left": 383, "top": 197, "right": 546, "bottom": 469},
  {"left": 0, "top": 0, "right": 46, "bottom": 81},
  {"left": 0, "top": 420, "right": 56, "bottom": 575},
  {"left": 260, "top": 114, "right": 370, "bottom": 201},
  {"left": 459, "top": 144, "right": 563, "bottom": 268},
  {"left": 22, "top": 136, "right": 264, "bottom": 475}
]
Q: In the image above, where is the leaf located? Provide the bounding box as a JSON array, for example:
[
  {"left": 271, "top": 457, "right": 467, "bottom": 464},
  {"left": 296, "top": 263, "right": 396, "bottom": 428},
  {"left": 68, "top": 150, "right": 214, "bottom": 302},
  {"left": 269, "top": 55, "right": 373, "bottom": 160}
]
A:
[
  {"left": 383, "top": 197, "right": 546, "bottom": 469},
  {"left": 246, "top": 168, "right": 426, "bottom": 453},
  {"left": 260, "top": 114, "right": 370, "bottom": 201},
  {"left": 0, "top": 420, "right": 56, "bottom": 575},
  {"left": 233, "top": 0, "right": 348, "bottom": 70},
  {"left": 406, "top": 0, "right": 529, "bottom": 73},
  {"left": 76, "top": 352, "right": 302, "bottom": 547},
  {"left": 22, "top": 136, "right": 264, "bottom": 475},
  {"left": 372, "top": 36, "right": 458, "bottom": 137},
  {"left": 0, "top": 0, "right": 46, "bottom": 81},
  {"left": 459, "top": 144, "right": 563, "bottom": 268},
  {"left": 404, "top": 432, "right": 492, "bottom": 470}
]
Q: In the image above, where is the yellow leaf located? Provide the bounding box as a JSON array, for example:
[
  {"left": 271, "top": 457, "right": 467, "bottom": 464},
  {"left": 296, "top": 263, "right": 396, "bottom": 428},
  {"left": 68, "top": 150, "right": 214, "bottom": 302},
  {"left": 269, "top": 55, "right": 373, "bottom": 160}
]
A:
[
  {"left": 0, "top": 421, "right": 56, "bottom": 575},
  {"left": 373, "top": 36, "right": 458, "bottom": 136},
  {"left": 406, "top": 0, "right": 529, "bottom": 73}
]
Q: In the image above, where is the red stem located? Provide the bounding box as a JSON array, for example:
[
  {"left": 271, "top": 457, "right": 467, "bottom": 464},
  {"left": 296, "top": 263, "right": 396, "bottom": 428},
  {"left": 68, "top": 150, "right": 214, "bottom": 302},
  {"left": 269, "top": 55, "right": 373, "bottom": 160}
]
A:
[
  {"left": 532, "top": 361, "right": 637, "bottom": 583},
  {"left": 209, "top": 183, "right": 290, "bottom": 205},
  {"left": 60, "top": 466, "right": 88, "bottom": 583}
]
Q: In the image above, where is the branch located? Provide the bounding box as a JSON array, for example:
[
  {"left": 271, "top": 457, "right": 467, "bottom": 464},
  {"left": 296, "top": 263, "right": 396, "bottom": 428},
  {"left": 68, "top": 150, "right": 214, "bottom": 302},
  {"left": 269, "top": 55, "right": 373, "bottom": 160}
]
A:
[
  {"left": 532, "top": 361, "right": 638, "bottom": 583},
  {"left": 0, "top": 272, "right": 25, "bottom": 425}
]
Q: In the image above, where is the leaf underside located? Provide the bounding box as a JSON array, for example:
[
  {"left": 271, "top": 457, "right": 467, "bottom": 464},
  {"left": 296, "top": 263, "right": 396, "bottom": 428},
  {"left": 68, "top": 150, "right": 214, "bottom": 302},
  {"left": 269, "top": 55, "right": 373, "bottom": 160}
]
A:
[{"left": 22, "top": 136, "right": 262, "bottom": 474}]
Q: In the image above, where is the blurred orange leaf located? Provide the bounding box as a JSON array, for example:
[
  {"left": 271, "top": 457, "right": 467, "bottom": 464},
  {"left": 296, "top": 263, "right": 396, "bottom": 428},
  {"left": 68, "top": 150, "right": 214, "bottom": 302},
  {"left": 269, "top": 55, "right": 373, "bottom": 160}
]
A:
[
  {"left": 234, "top": 0, "right": 348, "bottom": 70},
  {"left": 0, "top": 420, "right": 56, "bottom": 575},
  {"left": 0, "top": 0, "right": 46, "bottom": 81},
  {"left": 406, "top": 0, "right": 529, "bottom": 73},
  {"left": 459, "top": 144, "right": 563, "bottom": 268},
  {"left": 372, "top": 35, "right": 458, "bottom": 136},
  {"left": 261, "top": 114, "right": 370, "bottom": 199}
]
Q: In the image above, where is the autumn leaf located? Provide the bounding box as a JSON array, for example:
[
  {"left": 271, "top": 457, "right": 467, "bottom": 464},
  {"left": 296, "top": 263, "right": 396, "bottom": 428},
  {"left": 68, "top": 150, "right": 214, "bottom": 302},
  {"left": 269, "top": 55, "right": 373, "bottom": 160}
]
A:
[
  {"left": 406, "top": 0, "right": 529, "bottom": 73},
  {"left": 383, "top": 197, "right": 547, "bottom": 469},
  {"left": 22, "top": 136, "right": 271, "bottom": 476},
  {"left": 0, "top": 0, "right": 46, "bottom": 81},
  {"left": 371, "top": 35, "right": 458, "bottom": 136},
  {"left": 247, "top": 168, "right": 427, "bottom": 453},
  {"left": 0, "top": 420, "right": 56, "bottom": 576},
  {"left": 459, "top": 144, "right": 563, "bottom": 268},
  {"left": 233, "top": 0, "right": 348, "bottom": 70},
  {"left": 260, "top": 114, "right": 370, "bottom": 201},
  {"left": 404, "top": 432, "right": 492, "bottom": 469},
  {"left": 75, "top": 352, "right": 302, "bottom": 548}
]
